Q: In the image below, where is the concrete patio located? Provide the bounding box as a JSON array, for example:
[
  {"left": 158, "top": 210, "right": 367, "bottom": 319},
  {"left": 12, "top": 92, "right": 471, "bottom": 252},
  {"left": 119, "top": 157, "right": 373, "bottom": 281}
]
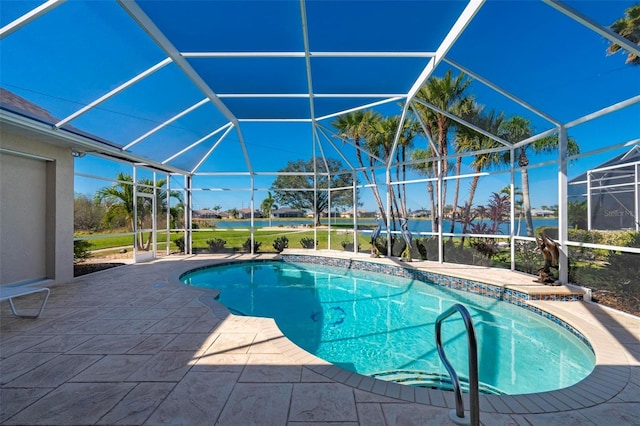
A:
[{"left": 1, "top": 254, "right": 639, "bottom": 425}]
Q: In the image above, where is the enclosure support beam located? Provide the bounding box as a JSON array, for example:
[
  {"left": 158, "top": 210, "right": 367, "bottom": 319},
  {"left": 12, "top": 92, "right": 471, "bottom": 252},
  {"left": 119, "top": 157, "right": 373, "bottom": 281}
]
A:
[
  {"left": 510, "top": 148, "right": 516, "bottom": 271},
  {"left": 166, "top": 176, "right": 171, "bottom": 256},
  {"left": 0, "top": 0, "right": 65, "bottom": 40},
  {"left": 186, "top": 175, "right": 193, "bottom": 255},
  {"left": 353, "top": 171, "right": 358, "bottom": 254},
  {"left": 636, "top": 164, "right": 639, "bottom": 232},
  {"left": 558, "top": 126, "right": 569, "bottom": 284},
  {"left": 587, "top": 173, "right": 592, "bottom": 231},
  {"left": 437, "top": 161, "right": 444, "bottom": 263},
  {"left": 250, "top": 174, "right": 255, "bottom": 255}
]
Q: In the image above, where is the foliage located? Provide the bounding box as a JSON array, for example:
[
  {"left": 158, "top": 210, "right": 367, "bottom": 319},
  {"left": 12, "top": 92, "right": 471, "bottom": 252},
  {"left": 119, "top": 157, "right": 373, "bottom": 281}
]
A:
[
  {"left": 175, "top": 236, "right": 185, "bottom": 253},
  {"left": 498, "top": 116, "right": 580, "bottom": 236},
  {"left": 607, "top": 4, "right": 640, "bottom": 65},
  {"left": 412, "top": 70, "right": 473, "bottom": 234},
  {"left": 260, "top": 191, "right": 278, "bottom": 226},
  {"left": 568, "top": 200, "right": 588, "bottom": 229},
  {"left": 513, "top": 240, "right": 539, "bottom": 275},
  {"left": 300, "top": 237, "right": 317, "bottom": 249},
  {"left": 597, "top": 251, "right": 639, "bottom": 299},
  {"left": 341, "top": 240, "right": 361, "bottom": 251},
  {"left": 443, "top": 239, "right": 489, "bottom": 266},
  {"left": 242, "top": 238, "right": 261, "bottom": 253},
  {"left": 333, "top": 110, "right": 389, "bottom": 225},
  {"left": 272, "top": 236, "right": 289, "bottom": 253},
  {"left": 73, "top": 239, "right": 92, "bottom": 263},
  {"left": 206, "top": 238, "right": 227, "bottom": 253},
  {"left": 420, "top": 237, "right": 440, "bottom": 260},
  {"left": 95, "top": 172, "right": 182, "bottom": 250},
  {"left": 271, "top": 158, "right": 355, "bottom": 225},
  {"left": 74, "top": 193, "right": 105, "bottom": 231}
]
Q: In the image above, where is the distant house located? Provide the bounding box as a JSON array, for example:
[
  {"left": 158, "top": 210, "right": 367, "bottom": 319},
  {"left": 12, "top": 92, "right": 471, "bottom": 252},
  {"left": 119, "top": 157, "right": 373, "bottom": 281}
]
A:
[
  {"left": 531, "top": 209, "right": 554, "bottom": 217},
  {"left": 237, "top": 208, "right": 263, "bottom": 219},
  {"left": 340, "top": 209, "right": 377, "bottom": 218},
  {"left": 410, "top": 209, "right": 431, "bottom": 218},
  {"left": 193, "top": 209, "right": 221, "bottom": 219},
  {"left": 272, "top": 208, "right": 305, "bottom": 218}
]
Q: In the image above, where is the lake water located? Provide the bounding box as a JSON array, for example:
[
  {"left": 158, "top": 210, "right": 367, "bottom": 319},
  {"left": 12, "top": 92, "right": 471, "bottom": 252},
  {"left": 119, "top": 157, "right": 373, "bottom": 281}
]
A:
[{"left": 209, "top": 217, "right": 558, "bottom": 236}]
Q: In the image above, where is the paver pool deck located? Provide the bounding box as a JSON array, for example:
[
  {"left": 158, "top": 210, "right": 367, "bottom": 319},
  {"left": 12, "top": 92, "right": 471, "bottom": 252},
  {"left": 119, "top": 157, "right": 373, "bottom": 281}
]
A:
[{"left": 1, "top": 251, "right": 639, "bottom": 425}]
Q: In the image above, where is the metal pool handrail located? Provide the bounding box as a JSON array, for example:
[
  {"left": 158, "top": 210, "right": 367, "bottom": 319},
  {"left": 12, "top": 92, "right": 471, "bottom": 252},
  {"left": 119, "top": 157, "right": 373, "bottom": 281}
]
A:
[{"left": 435, "top": 303, "right": 479, "bottom": 426}]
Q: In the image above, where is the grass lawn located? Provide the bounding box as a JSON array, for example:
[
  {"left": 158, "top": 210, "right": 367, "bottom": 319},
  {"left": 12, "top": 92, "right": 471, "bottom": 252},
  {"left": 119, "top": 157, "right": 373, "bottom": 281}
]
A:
[{"left": 76, "top": 228, "right": 371, "bottom": 253}]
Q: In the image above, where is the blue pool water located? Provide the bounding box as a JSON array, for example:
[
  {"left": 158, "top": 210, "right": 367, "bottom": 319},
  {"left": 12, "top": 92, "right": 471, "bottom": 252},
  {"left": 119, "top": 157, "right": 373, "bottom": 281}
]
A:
[{"left": 181, "top": 261, "right": 595, "bottom": 395}]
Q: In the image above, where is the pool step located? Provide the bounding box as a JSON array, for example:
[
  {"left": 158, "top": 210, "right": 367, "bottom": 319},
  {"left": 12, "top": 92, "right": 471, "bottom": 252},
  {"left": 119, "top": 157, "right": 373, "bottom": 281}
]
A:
[{"left": 370, "top": 370, "right": 505, "bottom": 395}]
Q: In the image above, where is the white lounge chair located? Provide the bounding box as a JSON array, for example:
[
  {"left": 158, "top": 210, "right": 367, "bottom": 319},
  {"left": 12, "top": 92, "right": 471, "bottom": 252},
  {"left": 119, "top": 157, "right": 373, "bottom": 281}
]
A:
[{"left": 0, "top": 286, "right": 50, "bottom": 318}]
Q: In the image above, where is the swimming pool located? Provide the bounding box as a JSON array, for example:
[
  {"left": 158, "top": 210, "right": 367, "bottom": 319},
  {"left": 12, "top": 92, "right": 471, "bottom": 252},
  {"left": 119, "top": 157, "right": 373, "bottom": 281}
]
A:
[{"left": 181, "top": 260, "right": 595, "bottom": 395}]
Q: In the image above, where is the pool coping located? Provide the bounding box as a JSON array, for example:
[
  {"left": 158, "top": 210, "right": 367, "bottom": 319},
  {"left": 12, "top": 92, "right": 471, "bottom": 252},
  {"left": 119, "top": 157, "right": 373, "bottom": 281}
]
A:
[
  {"left": 170, "top": 250, "right": 631, "bottom": 414},
  {"left": 169, "top": 250, "right": 636, "bottom": 415}
]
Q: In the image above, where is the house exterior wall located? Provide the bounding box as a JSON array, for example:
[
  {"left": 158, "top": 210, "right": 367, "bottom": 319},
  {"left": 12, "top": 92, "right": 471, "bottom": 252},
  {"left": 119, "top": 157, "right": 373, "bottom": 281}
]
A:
[{"left": 0, "top": 129, "right": 74, "bottom": 286}]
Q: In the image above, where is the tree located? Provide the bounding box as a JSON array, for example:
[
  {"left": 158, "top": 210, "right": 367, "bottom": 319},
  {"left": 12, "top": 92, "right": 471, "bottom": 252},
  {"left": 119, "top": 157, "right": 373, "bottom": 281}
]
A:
[
  {"left": 568, "top": 200, "right": 588, "bottom": 229},
  {"left": 500, "top": 185, "right": 524, "bottom": 236},
  {"left": 333, "top": 110, "right": 387, "bottom": 223},
  {"left": 498, "top": 116, "right": 580, "bottom": 237},
  {"left": 271, "top": 158, "right": 355, "bottom": 226},
  {"left": 74, "top": 193, "right": 105, "bottom": 232},
  {"left": 486, "top": 192, "right": 510, "bottom": 234},
  {"left": 455, "top": 105, "right": 505, "bottom": 240},
  {"left": 413, "top": 70, "right": 472, "bottom": 232},
  {"left": 367, "top": 114, "right": 420, "bottom": 227},
  {"left": 607, "top": 4, "right": 640, "bottom": 65},
  {"left": 260, "top": 191, "right": 278, "bottom": 227},
  {"left": 96, "top": 172, "right": 182, "bottom": 250}
]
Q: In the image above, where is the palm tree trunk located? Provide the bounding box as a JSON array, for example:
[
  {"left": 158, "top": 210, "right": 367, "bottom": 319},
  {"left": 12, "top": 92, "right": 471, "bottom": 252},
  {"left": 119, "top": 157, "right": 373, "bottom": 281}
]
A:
[
  {"left": 368, "top": 160, "right": 388, "bottom": 225},
  {"left": 428, "top": 181, "right": 436, "bottom": 232},
  {"left": 460, "top": 172, "right": 481, "bottom": 248},
  {"left": 401, "top": 146, "right": 408, "bottom": 218},
  {"left": 448, "top": 156, "right": 462, "bottom": 237},
  {"left": 430, "top": 161, "right": 439, "bottom": 232},
  {"left": 521, "top": 168, "right": 535, "bottom": 237}
]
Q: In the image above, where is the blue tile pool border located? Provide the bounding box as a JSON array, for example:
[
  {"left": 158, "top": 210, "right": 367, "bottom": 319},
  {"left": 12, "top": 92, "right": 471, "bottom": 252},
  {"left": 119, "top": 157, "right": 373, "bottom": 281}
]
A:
[
  {"left": 280, "top": 254, "right": 593, "bottom": 353},
  {"left": 178, "top": 255, "right": 592, "bottom": 354}
]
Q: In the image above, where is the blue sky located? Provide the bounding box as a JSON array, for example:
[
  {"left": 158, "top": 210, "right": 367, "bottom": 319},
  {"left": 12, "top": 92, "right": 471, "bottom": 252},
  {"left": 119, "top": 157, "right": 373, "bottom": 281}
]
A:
[{"left": 1, "top": 1, "right": 638, "bottom": 212}]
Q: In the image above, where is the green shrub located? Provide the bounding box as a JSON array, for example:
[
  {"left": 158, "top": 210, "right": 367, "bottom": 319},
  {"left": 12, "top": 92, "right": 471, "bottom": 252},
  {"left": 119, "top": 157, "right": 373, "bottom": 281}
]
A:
[
  {"left": 414, "top": 238, "right": 428, "bottom": 260},
  {"left": 341, "top": 241, "right": 360, "bottom": 251},
  {"left": 242, "top": 238, "right": 261, "bottom": 253},
  {"left": 514, "top": 240, "right": 539, "bottom": 275},
  {"left": 206, "top": 238, "right": 227, "bottom": 253},
  {"left": 175, "top": 236, "right": 185, "bottom": 253},
  {"left": 73, "top": 239, "right": 92, "bottom": 264},
  {"left": 300, "top": 237, "right": 316, "bottom": 249},
  {"left": 273, "top": 236, "right": 289, "bottom": 253},
  {"left": 374, "top": 237, "right": 402, "bottom": 257},
  {"left": 421, "top": 237, "right": 440, "bottom": 260}
]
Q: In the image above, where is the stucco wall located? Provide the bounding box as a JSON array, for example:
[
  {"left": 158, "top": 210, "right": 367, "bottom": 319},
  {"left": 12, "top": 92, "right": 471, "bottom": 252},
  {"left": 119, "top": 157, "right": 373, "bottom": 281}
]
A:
[{"left": 0, "top": 129, "right": 74, "bottom": 286}]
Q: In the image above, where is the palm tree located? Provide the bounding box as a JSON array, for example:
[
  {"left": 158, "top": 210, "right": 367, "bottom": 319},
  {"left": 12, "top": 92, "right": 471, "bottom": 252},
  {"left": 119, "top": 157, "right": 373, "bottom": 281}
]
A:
[
  {"left": 455, "top": 105, "right": 505, "bottom": 242},
  {"left": 607, "top": 4, "right": 640, "bottom": 65},
  {"left": 413, "top": 70, "right": 472, "bottom": 232},
  {"left": 97, "top": 172, "right": 135, "bottom": 232},
  {"left": 367, "top": 115, "right": 420, "bottom": 228},
  {"left": 260, "top": 191, "right": 278, "bottom": 227},
  {"left": 500, "top": 185, "right": 524, "bottom": 236},
  {"left": 97, "top": 172, "right": 181, "bottom": 250},
  {"left": 411, "top": 149, "right": 438, "bottom": 226},
  {"left": 498, "top": 116, "right": 580, "bottom": 237},
  {"left": 333, "top": 110, "right": 387, "bottom": 223}
]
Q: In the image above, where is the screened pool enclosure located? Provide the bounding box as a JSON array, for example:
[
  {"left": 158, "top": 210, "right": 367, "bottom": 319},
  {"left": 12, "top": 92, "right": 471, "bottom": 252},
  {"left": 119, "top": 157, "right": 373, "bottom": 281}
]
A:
[{"left": 0, "top": 0, "right": 639, "bottom": 288}]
